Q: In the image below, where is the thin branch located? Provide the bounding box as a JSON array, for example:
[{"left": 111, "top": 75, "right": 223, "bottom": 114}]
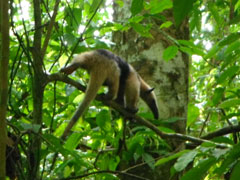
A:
[
  {"left": 65, "top": 0, "right": 104, "bottom": 66},
  {"left": 221, "top": 109, "right": 238, "bottom": 143},
  {"left": 201, "top": 124, "right": 240, "bottom": 140},
  {"left": 50, "top": 81, "right": 57, "bottom": 133},
  {"left": 41, "top": 0, "right": 61, "bottom": 58},
  {"left": 199, "top": 112, "right": 210, "bottom": 137},
  {"left": 57, "top": 170, "right": 150, "bottom": 180},
  {"left": 18, "top": 0, "right": 31, "bottom": 55}
]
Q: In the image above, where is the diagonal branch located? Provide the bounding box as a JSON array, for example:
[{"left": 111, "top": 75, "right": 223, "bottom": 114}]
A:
[
  {"left": 41, "top": 0, "right": 61, "bottom": 58},
  {"left": 46, "top": 73, "right": 230, "bottom": 148}
]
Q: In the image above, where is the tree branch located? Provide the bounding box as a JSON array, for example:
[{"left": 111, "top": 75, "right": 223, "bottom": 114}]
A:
[
  {"left": 201, "top": 124, "right": 240, "bottom": 140},
  {"left": 41, "top": 0, "right": 61, "bottom": 58},
  {"left": 46, "top": 73, "right": 229, "bottom": 148},
  {"left": 57, "top": 170, "right": 150, "bottom": 180},
  {"left": 0, "top": 0, "right": 10, "bottom": 177}
]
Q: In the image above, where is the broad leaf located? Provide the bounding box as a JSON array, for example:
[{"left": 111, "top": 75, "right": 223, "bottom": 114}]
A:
[
  {"left": 174, "top": 150, "right": 198, "bottom": 172},
  {"left": 187, "top": 104, "right": 200, "bottom": 127},
  {"left": 219, "top": 33, "right": 240, "bottom": 46},
  {"left": 96, "top": 109, "right": 111, "bottom": 132},
  {"left": 181, "top": 157, "right": 217, "bottom": 180},
  {"left": 131, "top": 0, "right": 144, "bottom": 16},
  {"left": 143, "top": 153, "right": 155, "bottom": 169},
  {"left": 155, "top": 150, "right": 190, "bottom": 166},
  {"left": 150, "top": 0, "right": 172, "bottom": 14},
  {"left": 89, "top": 0, "right": 102, "bottom": 13},
  {"left": 160, "top": 21, "right": 173, "bottom": 29},
  {"left": 173, "top": 0, "right": 196, "bottom": 26},
  {"left": 217, "top": 65, "right": 239, "bottom": 84},
  {"left": 130, "top": 23, "right": 152, "bottom": 37},
  {"left": 215, "top": 143, "right": 240, "bottom": 175},
  {"left": 230, "top": 161, "right": 240, "bottom": 180},
  {"left": 219, "top": 99, "right": 240, "bottom": 109},
  {"left": 212, "top": 87, "right": 225, "bottom": 105},
  {"left": 163, "top": 45, "right": 178, "bottom": 61}
]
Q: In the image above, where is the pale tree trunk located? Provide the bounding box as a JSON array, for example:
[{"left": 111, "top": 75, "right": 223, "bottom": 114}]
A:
[
  {"left": 113, "top": 2, "right": 189, "bottom": 180},
  {"left": 0, "top": 0, "right": 10, "bottom": 179}
]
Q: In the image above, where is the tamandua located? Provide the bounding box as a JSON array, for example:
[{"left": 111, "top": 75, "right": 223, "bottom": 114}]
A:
[{"left": 60, "top": 49, "right": 159, "bottom": 138}]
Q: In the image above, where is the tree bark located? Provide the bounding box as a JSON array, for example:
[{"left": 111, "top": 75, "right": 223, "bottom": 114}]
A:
[
  {"left": 0, "top": 0, "right": 10, "bottom": 179},
  {"left": 28, "top": 0, "right": 45, "bottom": 179},
  {"left": 113, "top": 2, "right": 189, "bottom": 179}
]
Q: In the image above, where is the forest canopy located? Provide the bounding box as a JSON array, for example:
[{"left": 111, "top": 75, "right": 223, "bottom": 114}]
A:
[{"left": 1, "top": 0, "right": 240, "bottom": 180}]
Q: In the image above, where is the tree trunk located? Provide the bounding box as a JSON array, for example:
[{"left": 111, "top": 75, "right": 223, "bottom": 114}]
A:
[
  {"left": 0, "top": 0, "right": 10, "bottom": 179},
  {"left": 28, "top": 0, "right": 45, "bottom": 179},
  {"left": 113, "top": 2, "right": 189, "bottom": 180}
]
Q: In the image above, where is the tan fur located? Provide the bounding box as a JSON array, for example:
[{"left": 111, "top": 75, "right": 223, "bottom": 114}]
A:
[
  {"left": 124, "top": 65, "right": 140, "bottom": 111},
  {"left": 61, "top": 51, "right": 121, "bottom": 139}
]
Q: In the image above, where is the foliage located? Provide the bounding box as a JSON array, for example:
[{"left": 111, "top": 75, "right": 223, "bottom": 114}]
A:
[{"left": 5, "top": 0, "right": 240, "bottom": 179}]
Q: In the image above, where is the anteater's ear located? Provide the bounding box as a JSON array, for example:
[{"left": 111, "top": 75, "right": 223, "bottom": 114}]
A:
[{"left": 146, "top": 88, "right": 155, "bottom": 94}]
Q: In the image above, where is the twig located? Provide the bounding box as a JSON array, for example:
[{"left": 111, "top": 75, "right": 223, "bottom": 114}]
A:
[
  {"left": 199, "top": 112, "right": 210, "bottom": 137},
  {"left": 57, "top": 170, "right": 150, "bottom": 180},
  {"left": 65, "top": 0, "right": 104, "bottom": 66},
  {"left": 41, "top": 0, "right": 61, "bottom": 58},
  {"left": 221, "top": 109, "right": 238, "bottom": 143}
]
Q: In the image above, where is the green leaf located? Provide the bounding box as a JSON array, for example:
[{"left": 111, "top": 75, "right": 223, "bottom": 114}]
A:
[
  {"left": 230, "top": 160, "right": 240, "bottom": 180},
  {"left": 43, "top": 134, "right": 70, "bottom": 157},
  {"left": 178, "top": 40, "right": 205, "bottom": 56},
  {"left": 204, "top": 44, "right": 221, "bottom": 60},
  {"left": 179, "top": 46, "right": 194, "bottom": 55},
  {"left": 162, "top": 45, "right": 178, "bottom": 61},
  {"left": 174, "top": 150, "right": 198, "bottom": 172},
  {"left": 181, "top": 157, "right": 217, "bottom": 180},
  {"left": 155, "top": 150, "right": 190, "bottom": 166},
  {"left": 225, "top": 40, "right": 240, "bottom": 55},
  {"left": 73, "top": 94, "right": 84, "bottom": 103},
  {"left": 212, "top": 87, "right": 225, "bottom": 105},
  {"left": 212, "top": 148, "right": 230, "bottom": 159},
  {"left": 63, "top": 33, "right": 76, "bottom": 46},
  {"left": 160, "top": 21, "right": 173, "bottom": 29},
  {"left": 235, "top": 0, "right": 240, "bottom": 10},
  {"left": 217, "top": 65, "right": 240, "bottom": 84},
  {"left": 21, "top": 123, "right": 41, "bottom": 133},
  {"left": 109, "top": 156, "right": 120, "bottom": 171},
  {"left": 143, "top": 153, "right": 155, "bottom": 169},
  {"left": 219, "top": 33, "right": 240, "bottom": 46},
  {"left": 208, "top": 2, "right": 222, "bottom": 29},
  {"left": 187, "top": 104, "right": 200, "bottom": 127},
  {"left": 158, "top": 126, "right": 175, "bottom": 133},
  {"left": 59, "top": 54, "right": 68, "bottom": 68},
  {"left": 214, "top": 143, "right": 240, "bottom": 175},
  {"left": 219, "top": 99, "right": 240, "bottom": 109},
  {"left": 130, "top": 23, "right": 152, "bottom": 37},
  {"left": 115, "top": 0, "right": 124, "bottom": 7},
  {"left": 89, "top": 0, "right": 102, "bottom": 13},
  {"left": 129, "top": 15, "right": 144, "bottom": 23},
  {"left": 131, "top": 0, "right": 144, "bottom": 16},
  {"left": 65, "top": 133, "right": 82, "bottom": 151},
  {"left": 190, "top": 7, "right": 201, "bottom": 32},
  {"left": 96, "top": 109, "right": 111, "bottom": 132},
  {"left": 150, "top": 0, "right": 172, "bottom": 14},
  {"left": 173, "top": 0, "right": 196, "bottom": 26}
]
